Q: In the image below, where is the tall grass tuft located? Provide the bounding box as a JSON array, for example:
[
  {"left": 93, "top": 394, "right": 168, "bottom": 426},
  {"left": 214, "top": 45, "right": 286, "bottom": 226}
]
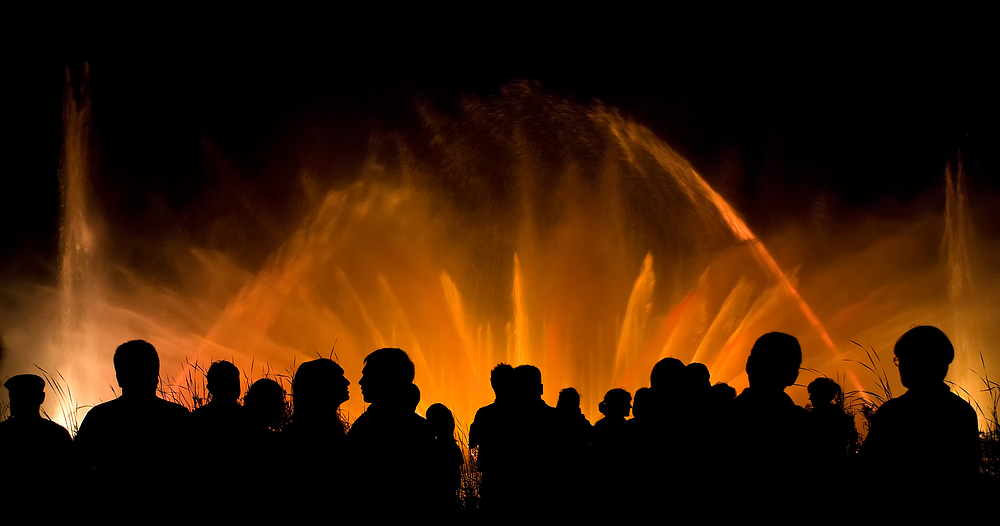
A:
[
  {"left": 454, "top": 417, "right": 481, "bottom": 511},
  {"left": 843, "top": 341, "right": 894, "bottom": 437}
]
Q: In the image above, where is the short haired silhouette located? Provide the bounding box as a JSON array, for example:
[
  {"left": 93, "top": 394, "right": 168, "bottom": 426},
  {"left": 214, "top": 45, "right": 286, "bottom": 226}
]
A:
[
  {"left": 191, "top": 359, "right": 249, "bottom": 514},
  {"left": 469, "top": 363, "right": 521, "bottom": 514},
  {"left": 861, "top": 326, "right": 979, "bottom": 514},
  {"left": 650, "top": 357, "right": 685, "bottom": 391},
  {"left": 745, "top": 332, "right": 802, "bottom": 390},
  {"left": 349, "top": 348, "right": 435, "bottom": 515},
  {"left": 206, "top": 360, "right": 241, "bottom": 403},
  {"left": 359, "top": 347, "right": 414, "bottom": 405},
  {"left": 73, "top": 340, "right": 190, "bottom": 509},
  {"left": 730, "top": 332, "right": 807, "bottom": 516},
  {"left": 490, "top": 362, "right": 515, "bottom": 401},
  {"left": 112, "top": 339, "right": 160, "bottom": 392},
  {"left": 0, "top": 374, "right": 73, "bottom": 512}
]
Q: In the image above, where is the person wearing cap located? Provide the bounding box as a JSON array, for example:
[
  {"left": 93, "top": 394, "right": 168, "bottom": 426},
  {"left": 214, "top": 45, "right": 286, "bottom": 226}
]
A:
[
  {"left": 0, "top": 373, "right": 73, "bottom": 508},
  {"left": 861, "top": 325, "right": 979, "bottom": 512}
]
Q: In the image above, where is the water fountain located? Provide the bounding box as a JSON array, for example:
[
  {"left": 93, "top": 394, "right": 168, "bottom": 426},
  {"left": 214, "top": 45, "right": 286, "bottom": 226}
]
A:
[{"left": 2, "top": 79, "right": 997, "bottom": 431}]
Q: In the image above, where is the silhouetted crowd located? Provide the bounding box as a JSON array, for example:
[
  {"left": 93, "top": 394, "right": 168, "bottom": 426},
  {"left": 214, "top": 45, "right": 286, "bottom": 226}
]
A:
[{"left": 0, "top": 326, "right": 986, "bottom": 521}]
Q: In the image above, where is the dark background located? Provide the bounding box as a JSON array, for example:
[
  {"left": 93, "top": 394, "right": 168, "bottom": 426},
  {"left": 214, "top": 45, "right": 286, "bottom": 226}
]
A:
[{"left": 4, "top": 6, "right": 998, "bottom": 283}]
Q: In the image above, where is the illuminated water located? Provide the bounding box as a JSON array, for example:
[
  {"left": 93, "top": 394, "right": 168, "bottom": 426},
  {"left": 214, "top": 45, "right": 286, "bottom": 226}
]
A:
[{"left": 2, "top": 80, "right": 998, "bottom": 431}]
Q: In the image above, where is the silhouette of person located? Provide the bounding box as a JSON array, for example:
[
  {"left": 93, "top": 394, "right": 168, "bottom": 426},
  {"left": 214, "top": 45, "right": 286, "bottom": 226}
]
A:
[
  {"left": 73, "top": 340, "right": 190, "bottom": 508},
  {"left": 191, "top": 360, "right": 248, "bottom": 512},
  {"left": 285, "top": 358, "right": 350, "bottom": 512},
  {"left": 553, "top": 387, "right": 593, "bottom": 514},
  {"left": 0, "top": 374, "right": 73, "bottom": 511},
  {"left": 593, "top": 388, "right": 631, "bottom": 447},
  {"left": 468, "top": 363, "right": 516, "bottom": 511},
  {"left": 861, "top": 326, "right": 979, "bottom": 515},
  {"left": 244, "top": 378, "right": 287, "bottom": 436},
  {"left": 555, "top": 387, "right": 593, "bottom": 448},
  {"left": 242, "top": 378, "right": 287, "bottom": 511},
  {"left": 729, "top": 332, "right": 808, "bottom": 516},
  {"left": 592, "top": 388, "right": 632, "bottom": 517},
  {"left": 805, "top": 377, "right": 857, "bottom": 490},
  {"left": 635, "top": 357, "right": 691, "bottom": 512},
  {"left": 508, "top": 364, "right": 561, "bottom": 515},
  {"left": 348, "top": 348, "right": 435, "bottom": 515},
  {"left": 426, "top": 403, "right": 464, "bottom": 514}
]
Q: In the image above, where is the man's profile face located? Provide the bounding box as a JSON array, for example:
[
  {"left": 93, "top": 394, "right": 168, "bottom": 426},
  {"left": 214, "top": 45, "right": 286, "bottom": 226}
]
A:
[{"left": 359, "top": 364, "right": 381, "bottom": 404}]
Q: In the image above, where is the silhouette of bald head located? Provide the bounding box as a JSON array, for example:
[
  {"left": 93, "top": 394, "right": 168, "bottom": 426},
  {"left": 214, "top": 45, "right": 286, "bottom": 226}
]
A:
[
  {"left": 360, "top": 348, "right": 414, "bottom": 404},
  {"left": 113, "top": 340, "right": 160, "bottom": 395},
  {"left": 4, "top": 374, "right": 45, "bottom": 418},
  {"left": 894, "top": 325, "right": 954, "bottom": 389},
  {"left": 207, "top": 360, "right": 240, "bottom": 403},
  {"left": 745, "top": 332, "right": 802, "bottom": 391}
]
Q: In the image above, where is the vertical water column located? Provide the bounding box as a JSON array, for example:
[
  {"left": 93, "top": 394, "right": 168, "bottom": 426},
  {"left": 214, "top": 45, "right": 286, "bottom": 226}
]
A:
[
  {"left": 944, "top": 157, "right": 985, "bottom": 425},
  {"left": 58, "top": 67, "right": 102, "bottom": 404}
]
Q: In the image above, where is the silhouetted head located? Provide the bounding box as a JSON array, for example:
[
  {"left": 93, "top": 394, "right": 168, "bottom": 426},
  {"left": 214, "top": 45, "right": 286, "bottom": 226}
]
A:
[
  {"left": 556, "top": 387, "right": 581, "bottom": 413},
  {"left": 4, "top": 374, "right": 45, "bottom": 418},
  {"left": 293, "top": 358, "right": 349, "bottom": 419},
  {"left": 244, "top": 378, "right": 286, "bottom": 431},
  {"left": 807, "top": 377, "right": 842, "bottom": 407},
  {"left": 632, "top": 387, "right": 651, "bottom": 419},
  {"left": 113, "top": 340, "right": 160, "bottom": 395},
  {"left": 599, "top": 388, "right": 632, "bottom": 418},
  {"left": 650, "top": 357, "right": 685, "bottom": 391},
  {"left": 490, "top": 363, "right": 515, "bottom": 402},
  {"left": 513, "top": 364, "right": 543, "bottom": 401},
  {"left": 207, "top": 360, "right": 241, "bottom": 404},
  {"left": 686, "top": 362, "right": 711, "bottom": 391},
  {"left": 745, "top": 332, "right": 801, "bottom": 392},
  {"left": 426, "top": 403, "right": 455, "bottom": 439},
  {"left": 360, "top": 348, "right": 414, "bottom": 405},
  {"left": 894, "top": 325, "right": 954, "bottom": 389}
]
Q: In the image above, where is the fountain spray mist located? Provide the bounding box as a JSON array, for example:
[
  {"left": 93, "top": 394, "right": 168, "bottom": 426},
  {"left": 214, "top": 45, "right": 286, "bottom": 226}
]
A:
[{"left": 2, "top": 80, "right": 997, "bottom": 432}]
